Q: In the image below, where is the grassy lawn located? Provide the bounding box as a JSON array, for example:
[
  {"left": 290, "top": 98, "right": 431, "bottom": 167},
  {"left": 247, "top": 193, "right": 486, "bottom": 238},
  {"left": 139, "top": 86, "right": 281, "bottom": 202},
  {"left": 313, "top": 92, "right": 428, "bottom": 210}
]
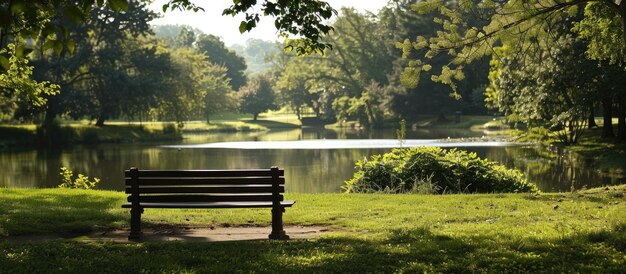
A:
[{"left": 1, "top": 186, "right": 625, "bottom": 272}]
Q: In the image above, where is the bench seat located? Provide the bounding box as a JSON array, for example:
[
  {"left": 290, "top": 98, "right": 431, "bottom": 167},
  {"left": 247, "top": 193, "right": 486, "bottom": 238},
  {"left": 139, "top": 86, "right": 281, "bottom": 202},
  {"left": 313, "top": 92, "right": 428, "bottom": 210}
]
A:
[{"left": 122, "top": 201, "right": 295, "bottom": 209}]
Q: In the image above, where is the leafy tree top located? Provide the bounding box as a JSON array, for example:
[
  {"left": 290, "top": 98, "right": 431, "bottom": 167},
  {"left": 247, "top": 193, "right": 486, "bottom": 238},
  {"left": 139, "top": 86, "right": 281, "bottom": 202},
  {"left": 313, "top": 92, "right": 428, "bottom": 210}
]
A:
[
  {"left": 398, "top": 0, "right": 626, "bottom": 95},
  {"left": 0, "top": 0, "right": 336, "bottom": 55}
]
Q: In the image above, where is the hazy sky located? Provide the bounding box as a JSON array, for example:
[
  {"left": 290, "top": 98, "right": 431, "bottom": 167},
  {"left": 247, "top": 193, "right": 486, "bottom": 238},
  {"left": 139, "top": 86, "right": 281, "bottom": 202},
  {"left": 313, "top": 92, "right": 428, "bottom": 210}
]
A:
[{"left": 148, "top": 0, "right": 388, "bottom": 46}]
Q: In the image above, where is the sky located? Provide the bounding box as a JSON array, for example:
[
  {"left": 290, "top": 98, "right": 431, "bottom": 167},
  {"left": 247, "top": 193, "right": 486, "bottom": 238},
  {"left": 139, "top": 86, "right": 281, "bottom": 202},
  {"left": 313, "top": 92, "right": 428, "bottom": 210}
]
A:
[{"left": 148, "top": 0, "right": 389, "bottom": 46}]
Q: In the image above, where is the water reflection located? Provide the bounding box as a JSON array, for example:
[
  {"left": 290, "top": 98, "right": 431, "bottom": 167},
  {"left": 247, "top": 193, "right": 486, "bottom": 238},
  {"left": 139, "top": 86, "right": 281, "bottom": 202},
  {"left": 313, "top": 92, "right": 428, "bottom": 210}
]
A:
[{"left": 0, "top": 128, "right": 623, "bottom": 192}]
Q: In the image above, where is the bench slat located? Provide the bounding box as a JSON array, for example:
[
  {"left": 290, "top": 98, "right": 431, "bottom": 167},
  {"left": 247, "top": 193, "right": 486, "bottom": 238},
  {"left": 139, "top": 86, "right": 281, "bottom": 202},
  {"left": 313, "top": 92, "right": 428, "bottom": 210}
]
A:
[
  {"left": 125, "top": 177, "right": 285, "bottom": 186},
  {"left": 125, "top": 185, "right": 284, "bottom": 194},
  {"left": 121, "top": 200, "right": 296, "bottom": 209},
  {"left": 127, "top": 194, "right": 280, "bottom": 203},
  {"left": 125, "top": 169, "right": 284, "bottom": 178}
]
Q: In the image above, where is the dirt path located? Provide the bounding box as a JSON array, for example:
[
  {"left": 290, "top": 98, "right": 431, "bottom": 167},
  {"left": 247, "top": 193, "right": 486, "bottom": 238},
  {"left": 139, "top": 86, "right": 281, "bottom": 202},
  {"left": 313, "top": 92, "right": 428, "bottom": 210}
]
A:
[{"left": 2, "top": 225, "right": 329, "bottom": 243}]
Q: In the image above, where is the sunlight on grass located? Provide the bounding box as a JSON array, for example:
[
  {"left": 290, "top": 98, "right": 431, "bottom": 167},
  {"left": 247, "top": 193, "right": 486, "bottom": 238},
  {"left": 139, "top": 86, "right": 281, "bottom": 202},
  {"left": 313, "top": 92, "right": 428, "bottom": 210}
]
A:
[{"left": 0, "top": 186, "right": 624, "bottom": 272}]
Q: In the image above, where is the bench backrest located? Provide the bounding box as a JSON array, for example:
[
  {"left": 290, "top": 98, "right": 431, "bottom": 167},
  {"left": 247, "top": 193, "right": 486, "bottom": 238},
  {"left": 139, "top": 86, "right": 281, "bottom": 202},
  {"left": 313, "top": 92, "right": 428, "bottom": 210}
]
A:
[{"left": 125, "top": 167, "right": 285, "bottom": 203}]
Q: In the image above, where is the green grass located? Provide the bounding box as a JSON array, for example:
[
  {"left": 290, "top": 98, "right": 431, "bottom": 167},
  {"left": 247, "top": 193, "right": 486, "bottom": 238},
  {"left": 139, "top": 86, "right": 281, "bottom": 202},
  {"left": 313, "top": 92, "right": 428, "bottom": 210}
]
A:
[
  {"left": 180, "top": 119, "right": 301, "bottom": 133},
  {"left": 1, "top": 186, "right": 625, "bottom": 272}
]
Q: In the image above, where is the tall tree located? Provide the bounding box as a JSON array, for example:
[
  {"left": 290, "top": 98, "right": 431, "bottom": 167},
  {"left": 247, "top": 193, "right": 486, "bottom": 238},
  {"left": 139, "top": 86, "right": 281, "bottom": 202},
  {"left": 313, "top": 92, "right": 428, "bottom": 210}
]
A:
[
  {"left": 400, "top": 0, "right": 626, "bottom": 140},
  {"left": 239, "top": 75, "right": 276, "bottom": 120},
  {"left": 1, "top": 0, "right": 336, "bottom": 115},
  {"left": 231, "top": 39, "right": 281, "bottom": 75},
  {"left": 25, "top": 1, "right": 174, "bottom": 127},
  {"left": 487, "top": 34, "right": 602, "bottom": 144},
  {"left": 196, "top": 34, "right": 248, "bottom": 90}
]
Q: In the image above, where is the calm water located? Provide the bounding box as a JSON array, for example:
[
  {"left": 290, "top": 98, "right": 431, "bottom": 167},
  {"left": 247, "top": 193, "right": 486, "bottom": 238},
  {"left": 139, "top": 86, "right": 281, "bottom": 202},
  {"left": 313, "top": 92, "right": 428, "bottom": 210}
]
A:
[{"left": 0, "top": 128, "right": 623, "bottom": 192}]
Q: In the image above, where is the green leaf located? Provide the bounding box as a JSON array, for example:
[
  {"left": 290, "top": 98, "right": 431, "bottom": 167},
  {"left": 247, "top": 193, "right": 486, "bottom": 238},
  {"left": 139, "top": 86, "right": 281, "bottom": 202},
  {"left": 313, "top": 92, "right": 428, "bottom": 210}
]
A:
[
  {"left": 0, "top": 56, "right": 9, "bottom": 71},
  {"left": 41, "top": 24, "right": 56, "bottom": 38},
  {"left": 64, "top": 5, "right": 85, "bottom": 24},
  {"left": 9, "top": 1, "right": 25, "bottom": 13},
  {"left": 66, "top": 40, "right": 76, "bottom": 55},
  {"left": 43, "top": 39, "right": 56, "bottom": 52},
  {"left": 108, "top": 0, "right": 128, "bottom": 12},
  {"left": 239, "top": 21, "right": 247, "bottom": 33},
  {"left": 13, "top": 44, "right": 26, "bottom": 58},
  {"left": 53, "top": 40, "right": 64, "bottom": 55}
]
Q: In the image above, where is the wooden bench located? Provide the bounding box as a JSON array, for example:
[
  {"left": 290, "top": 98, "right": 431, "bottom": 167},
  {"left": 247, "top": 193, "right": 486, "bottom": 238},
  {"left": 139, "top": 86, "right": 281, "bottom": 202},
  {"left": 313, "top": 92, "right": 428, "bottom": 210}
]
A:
[{"left": 122, "top": 166, "right": 295, "bottom": 241}]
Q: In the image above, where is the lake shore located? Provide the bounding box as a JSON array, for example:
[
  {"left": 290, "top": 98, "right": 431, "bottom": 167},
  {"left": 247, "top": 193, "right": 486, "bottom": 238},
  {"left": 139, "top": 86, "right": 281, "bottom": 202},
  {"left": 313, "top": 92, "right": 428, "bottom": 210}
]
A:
[{"left": 0, "top": 185, "right": 624, "bottom": 272}]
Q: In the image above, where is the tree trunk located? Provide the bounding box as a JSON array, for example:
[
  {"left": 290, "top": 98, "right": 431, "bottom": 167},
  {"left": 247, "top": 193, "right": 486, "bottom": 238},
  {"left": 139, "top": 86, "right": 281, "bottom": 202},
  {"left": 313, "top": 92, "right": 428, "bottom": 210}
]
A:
[
  {"left": 43, "top": 102, "right": 57, "bottom": 127},
  {"left": 618, "top": 101, "right": 626, "bottom": 142},
  {"left": 296, "top": 107, "right": 301, "bottom": 120},
  {"left": 253, "top": 113, "right": 258, "bottom": 121},
  {"left": 616, "top": 9, "right": 626, "bottom": 141},
  {"left": 587, "top": 106, "right": 597, "bottom": 128},
  {"left": 363, "top": 99, "right": 377, "bottom": 127},
  {"left": 602, "top": 96, "right": 614, "bottom": 138},
  {"left": 95, "top": 115, "right": 107, "bottom": 127}
]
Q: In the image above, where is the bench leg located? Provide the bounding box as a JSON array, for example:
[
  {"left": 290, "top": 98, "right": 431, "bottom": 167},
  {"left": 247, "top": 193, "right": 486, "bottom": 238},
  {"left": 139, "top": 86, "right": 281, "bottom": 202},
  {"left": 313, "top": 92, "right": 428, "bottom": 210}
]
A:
[
  {"left": 129, "top": 207, "right": 144, "bottom": 241},
  {"left": 269, "top": 207, "right": 289, "bottom": 240}
]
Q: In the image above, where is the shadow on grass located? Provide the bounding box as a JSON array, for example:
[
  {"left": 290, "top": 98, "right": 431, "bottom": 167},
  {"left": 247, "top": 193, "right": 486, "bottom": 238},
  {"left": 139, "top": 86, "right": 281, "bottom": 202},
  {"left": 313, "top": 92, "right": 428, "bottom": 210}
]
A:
[
  {"left": 1, "top": 225, "right": 624, "bottom": 272},
  {"left": 0, "top": 189, "right": 125, "bottom": 236}
]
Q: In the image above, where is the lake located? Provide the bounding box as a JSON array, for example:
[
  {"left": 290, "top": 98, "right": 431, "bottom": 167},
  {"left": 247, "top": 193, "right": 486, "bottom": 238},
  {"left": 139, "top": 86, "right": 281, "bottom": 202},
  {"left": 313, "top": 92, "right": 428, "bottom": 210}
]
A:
[{"left": 0, "top": 127, "right": 623, "bottom": 192}]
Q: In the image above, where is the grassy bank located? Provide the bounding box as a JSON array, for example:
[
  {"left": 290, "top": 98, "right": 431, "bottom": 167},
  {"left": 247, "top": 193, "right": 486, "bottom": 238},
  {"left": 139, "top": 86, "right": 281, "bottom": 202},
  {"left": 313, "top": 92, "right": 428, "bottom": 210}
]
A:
[
  {"left": 510, "top": 121, "right": 626, "bottom": 175},
  {"left": 0, "top": 123, "right": 181, "bottom": 149},
  {"left": 326, "top": 115, "right": 502, "bottom": 131},
  {"left": 564, "top": 127, "right": 626, "bottom": 174},
  {"left": 0, "top": 115, "right": 302, "bottom": 148},
  {"left": 1, "top": 186, "right": 625, "bottom": 272}
]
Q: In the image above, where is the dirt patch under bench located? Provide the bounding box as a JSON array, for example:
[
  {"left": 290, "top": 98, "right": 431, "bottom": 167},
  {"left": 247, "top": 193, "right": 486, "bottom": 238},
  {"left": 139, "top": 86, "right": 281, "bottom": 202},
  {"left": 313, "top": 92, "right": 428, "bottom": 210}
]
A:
[{"left": 2, "top": 225, "right": 330, "bottom": 243}]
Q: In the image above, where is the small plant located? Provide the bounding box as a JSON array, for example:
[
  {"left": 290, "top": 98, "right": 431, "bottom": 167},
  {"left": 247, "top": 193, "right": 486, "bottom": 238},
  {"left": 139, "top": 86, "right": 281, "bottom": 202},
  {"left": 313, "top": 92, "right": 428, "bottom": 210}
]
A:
[
  {"left": 58, "top": 167, "right": 100, "bottom": 189},
  {"left": 410, "top": 173, "right": 441, "bottom": 194}
]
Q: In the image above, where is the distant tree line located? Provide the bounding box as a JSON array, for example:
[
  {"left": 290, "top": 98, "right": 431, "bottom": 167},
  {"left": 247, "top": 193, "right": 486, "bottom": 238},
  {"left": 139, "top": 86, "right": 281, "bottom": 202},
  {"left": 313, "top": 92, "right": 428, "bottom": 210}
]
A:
[{"left": 2, "top": 0, "right": 625, "bottom": 146}]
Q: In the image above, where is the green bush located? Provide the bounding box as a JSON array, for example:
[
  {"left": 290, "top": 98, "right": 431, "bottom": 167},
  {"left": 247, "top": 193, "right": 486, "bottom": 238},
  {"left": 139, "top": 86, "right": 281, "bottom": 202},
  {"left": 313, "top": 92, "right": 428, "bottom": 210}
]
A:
[{"left": 343, "top": 147, "right": 538, "bottom": 194}]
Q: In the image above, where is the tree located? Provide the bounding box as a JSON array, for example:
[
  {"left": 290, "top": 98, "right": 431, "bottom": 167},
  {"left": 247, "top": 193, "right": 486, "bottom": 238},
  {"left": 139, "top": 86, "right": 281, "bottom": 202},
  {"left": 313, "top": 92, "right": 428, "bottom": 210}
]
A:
[
  {"left": 239, "top": 75, "right": 277, "bottom": 120},
  {"left": 575, "top": 2, "right": 626, "bottom": 139},
  {"left": 231, "top": 39, "right": 281, "bottom": 75},
  {"left": 24, "top": 1, "right": 176, "bottom": 128},
  {"left": 173, "top": 26, "right": 197, "bottom": 48},
  {"left": 272, "top": 7, "right": 400, "bottom": 126},
  {"left": 196, "top": 34, "right": 248, "bottom": 90},
  {"left": 486, "top": 34, "right": 602, "bottom": 144},
  {"left": 0, "top": 44, "right": 59, "bottom": 121},
  {"left": 399, "top": 0, "right": 626, "bottom": 141},
  {"left": 1, "top": 0, "right": 336, "bottom": 116}
]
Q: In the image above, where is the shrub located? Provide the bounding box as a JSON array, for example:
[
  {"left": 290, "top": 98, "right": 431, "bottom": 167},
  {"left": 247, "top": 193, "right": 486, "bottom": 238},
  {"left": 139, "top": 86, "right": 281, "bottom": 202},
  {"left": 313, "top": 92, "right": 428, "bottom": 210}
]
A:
[
  {"left": 58, "top": 167, "right": 100, "bottom": 189},
  {"left": 343, "top": 147, "right": 537, "bottom": 194}
]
